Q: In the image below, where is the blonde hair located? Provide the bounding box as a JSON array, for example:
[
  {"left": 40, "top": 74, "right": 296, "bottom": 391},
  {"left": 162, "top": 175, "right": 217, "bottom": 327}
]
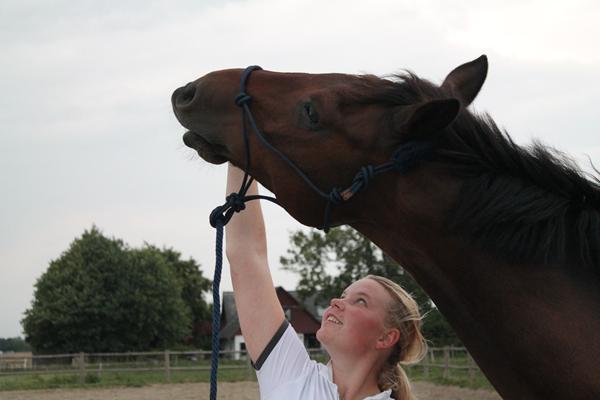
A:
[{"left": 366, "top": 275, "right": 428, "bottom": 400}]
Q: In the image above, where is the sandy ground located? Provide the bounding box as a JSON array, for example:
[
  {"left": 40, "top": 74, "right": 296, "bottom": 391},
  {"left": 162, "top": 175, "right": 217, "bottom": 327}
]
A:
[{"left": 0, "top": 381, "right": 501, "bottom": 400}]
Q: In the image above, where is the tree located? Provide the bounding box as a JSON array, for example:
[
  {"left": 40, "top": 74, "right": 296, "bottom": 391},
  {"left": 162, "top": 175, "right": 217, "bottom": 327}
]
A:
[
  {"left": 0, "top": 337, "right": 31, "bottom": 352},
  {"left": 280, "top": 226, "right": 460, "bottom": 346},
  {"left": 142, "top": 246, "right": 213, "bottom": 349},
  {"left": 21, "top": 226, "right": 211, "bottom": 353}
]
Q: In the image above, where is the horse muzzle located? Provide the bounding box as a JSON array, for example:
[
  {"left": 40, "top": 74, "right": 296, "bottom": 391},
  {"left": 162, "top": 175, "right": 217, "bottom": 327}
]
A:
[{"left": 172, "top": 76, "right": 236, "bottom": 164}]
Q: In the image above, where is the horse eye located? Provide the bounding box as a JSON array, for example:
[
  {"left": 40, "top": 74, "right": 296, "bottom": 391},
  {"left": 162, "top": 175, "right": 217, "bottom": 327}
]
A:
[{"left": 303, "top": 102, "right": 320, "bottom": 126}]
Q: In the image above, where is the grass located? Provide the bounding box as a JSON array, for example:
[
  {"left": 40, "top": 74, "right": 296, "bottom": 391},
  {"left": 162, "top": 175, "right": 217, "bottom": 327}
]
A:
[
  {"left": 406, "top": 364, "right": 495, "bottom": 390},
  {"left": 0, "top": 359, "right": 254, "bottom": 391},
  {"left": 0, "top": 356, "right": 495, "bottom": 392}
]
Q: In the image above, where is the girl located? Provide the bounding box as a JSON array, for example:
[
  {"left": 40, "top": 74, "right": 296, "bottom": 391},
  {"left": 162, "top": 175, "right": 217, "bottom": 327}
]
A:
[{"left": 225, "top": 164, "right": 427, "bottom": 400}]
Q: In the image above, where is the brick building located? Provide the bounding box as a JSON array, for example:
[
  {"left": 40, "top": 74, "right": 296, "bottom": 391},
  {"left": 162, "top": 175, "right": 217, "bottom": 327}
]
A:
[{"left": 219, "top": 287, "right": 326, "bottom": 359}]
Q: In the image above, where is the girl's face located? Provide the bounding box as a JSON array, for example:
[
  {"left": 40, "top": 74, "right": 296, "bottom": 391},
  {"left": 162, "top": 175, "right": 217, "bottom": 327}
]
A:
[{"left": 316, "top": 278, "right": 396, "bottom": 355}]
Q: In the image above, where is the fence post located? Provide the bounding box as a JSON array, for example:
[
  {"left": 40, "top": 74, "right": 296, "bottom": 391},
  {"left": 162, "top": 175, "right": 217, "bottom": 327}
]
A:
[
  {"left": 423, "top": 349, "right": 430, "bottom": 378},
  {"left": 442, "top": 346, "right": 449, "bottom": 380},
  {"left": 164, "top": 350, "right": 171, "bottom": 382},
  {"left": 78, "top": 352, "right": 85, "bottom": 384},
  {"left": 245, "top": 350, "right": 255, "bottom": 381},
  {"left": 467, "top": 352, "right": 475, "bottom": 385}
]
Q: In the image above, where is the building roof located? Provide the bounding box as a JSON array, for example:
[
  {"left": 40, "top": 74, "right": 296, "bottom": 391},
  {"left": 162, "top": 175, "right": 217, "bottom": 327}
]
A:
[{"left": 220, "top": 287, "right": 326, "bottom": 340}]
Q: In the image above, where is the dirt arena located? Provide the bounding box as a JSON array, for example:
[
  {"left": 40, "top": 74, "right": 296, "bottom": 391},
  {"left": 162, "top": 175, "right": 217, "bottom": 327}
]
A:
[{"left": 1, "top": 381, "right": 501, "bottom": 400}]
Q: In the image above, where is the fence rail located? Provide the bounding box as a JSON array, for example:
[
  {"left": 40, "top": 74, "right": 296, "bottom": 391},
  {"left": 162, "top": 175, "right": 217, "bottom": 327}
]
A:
[{"left": 0, "top": 346, "right": 483, "bottom": 385}]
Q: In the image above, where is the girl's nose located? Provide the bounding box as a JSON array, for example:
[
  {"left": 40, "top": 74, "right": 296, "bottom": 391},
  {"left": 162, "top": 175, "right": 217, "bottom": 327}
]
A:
[{"left": 330, "top": 297, "right": 344, "bottom": 309}]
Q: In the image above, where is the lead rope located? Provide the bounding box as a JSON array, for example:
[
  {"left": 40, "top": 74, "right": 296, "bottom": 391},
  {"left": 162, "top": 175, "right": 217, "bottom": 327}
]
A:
[{"left": 206, "top": 66, "right": 433, "bottom": 400}]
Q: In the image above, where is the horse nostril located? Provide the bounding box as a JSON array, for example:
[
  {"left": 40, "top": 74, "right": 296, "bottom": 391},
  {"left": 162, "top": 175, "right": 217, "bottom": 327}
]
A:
[{"left": 176, "top": 82, "right": 197, "bottom": 108}]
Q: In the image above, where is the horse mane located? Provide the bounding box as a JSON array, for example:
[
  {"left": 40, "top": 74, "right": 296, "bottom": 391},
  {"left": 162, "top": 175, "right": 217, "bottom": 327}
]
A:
[{"left": 358, "top": 72, "right": 600, "bottom": 272}]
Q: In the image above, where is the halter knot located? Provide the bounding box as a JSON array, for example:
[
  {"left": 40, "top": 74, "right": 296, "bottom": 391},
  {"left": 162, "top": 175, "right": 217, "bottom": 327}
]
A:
[
  {"left": 225, "top": 192, "right": 246, "bottom": 212},
  {"left": 209, "top": 193, "right": 247, "bottom": 228},
  {"left": 352, "top": 165, "right": 375, "bottom": 192},
  {"left": 208, "top": 206, "right": 226, "bottom": 228},
  {"left": 328, "top": 187, "right": 344, "bottom": 205},
  {"left": 235, "top": 92, "right": 252, "bottom": 107}
]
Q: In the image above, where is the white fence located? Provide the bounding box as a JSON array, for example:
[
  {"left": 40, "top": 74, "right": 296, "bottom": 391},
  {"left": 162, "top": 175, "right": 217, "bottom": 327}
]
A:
[{"left": 0, "top": 346, "right": 483, "bottom": 385}]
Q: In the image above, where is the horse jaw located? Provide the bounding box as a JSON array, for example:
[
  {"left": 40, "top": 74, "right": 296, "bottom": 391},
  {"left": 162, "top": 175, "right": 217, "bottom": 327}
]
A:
[{"left": 262, "top": 175, "right": 328, "bottom": 228}]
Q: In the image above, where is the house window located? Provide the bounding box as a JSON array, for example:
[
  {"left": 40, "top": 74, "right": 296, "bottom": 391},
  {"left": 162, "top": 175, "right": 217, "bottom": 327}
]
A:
[
  {"left": 316, "top": 306, "right": 326, "bottom": 319},
  {"left": 238, "top": 342, "right": 247, "bottom": 361}
]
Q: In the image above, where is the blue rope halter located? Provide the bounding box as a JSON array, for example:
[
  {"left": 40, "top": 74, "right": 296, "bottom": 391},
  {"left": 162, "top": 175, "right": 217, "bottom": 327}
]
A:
[{"left": 207, "top": 66, "right": 432, "bottom": 400}]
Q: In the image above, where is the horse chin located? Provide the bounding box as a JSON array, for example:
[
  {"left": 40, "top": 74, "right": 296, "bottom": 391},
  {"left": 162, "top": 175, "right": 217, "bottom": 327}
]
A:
[
  {"left": 198, "top": 152, "right": 228, "bottom": 165},
  {"left": 270, "top": 189, "right": 326, "bottom": 228},
  {"left": 183, "top": 131, "right": 228, "bottom": 164}
]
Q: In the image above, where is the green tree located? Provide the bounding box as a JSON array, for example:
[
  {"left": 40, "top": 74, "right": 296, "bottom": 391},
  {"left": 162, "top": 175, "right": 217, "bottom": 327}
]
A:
[
  {"left": 142, "top": 246, "right": 212, "bottom": 349},
  {"left": 21, "top": 226, "right": 209, "bottom": 353},
  {"left": 280, "top": 226, "right": 460, "bottom": 346}
]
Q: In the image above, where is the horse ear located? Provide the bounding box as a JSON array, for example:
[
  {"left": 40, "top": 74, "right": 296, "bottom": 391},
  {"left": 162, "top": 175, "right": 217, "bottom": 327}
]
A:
[
  {"left": 393, "top": 98, "right": 460, "bottom": 140},
  {"left": 441, "top": 55, "right": 488, "bottom": 106}
]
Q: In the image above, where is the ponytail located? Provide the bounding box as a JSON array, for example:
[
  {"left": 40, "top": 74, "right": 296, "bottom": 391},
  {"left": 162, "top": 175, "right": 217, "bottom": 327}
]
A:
[{"left": 379, "top": 362, "right": 413, "bottom": 400}]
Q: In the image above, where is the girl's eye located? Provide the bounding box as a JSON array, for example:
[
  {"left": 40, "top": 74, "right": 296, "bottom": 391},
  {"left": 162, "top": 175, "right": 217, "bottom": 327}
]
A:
[
  {"left": 303, "top": 102, "right": 320, "bottom": 126},
  {"left": 356, "top": 298, "right": 367, "bottom": 306}
]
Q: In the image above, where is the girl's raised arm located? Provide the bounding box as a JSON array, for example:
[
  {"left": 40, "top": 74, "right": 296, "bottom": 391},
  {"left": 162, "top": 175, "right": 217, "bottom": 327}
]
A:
[{"left": 225, "top": 164, "right": 285, "bottom": 363}]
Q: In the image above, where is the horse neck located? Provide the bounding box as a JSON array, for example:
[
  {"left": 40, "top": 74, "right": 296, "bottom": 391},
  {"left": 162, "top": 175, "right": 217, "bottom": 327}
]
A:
[{"left": 352, "top": 195, "right": 600, "bottom": 399}]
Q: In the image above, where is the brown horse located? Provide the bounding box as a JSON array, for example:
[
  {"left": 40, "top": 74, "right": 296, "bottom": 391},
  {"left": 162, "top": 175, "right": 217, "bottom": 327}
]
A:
[{"left": 172, "top": 56, "right": 600, "bottom": 399}]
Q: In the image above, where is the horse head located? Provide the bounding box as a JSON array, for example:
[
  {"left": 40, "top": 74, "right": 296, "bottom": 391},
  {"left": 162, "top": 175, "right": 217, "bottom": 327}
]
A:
[{"left": 171, "top": 56, "right": 487, "bottom": 229}]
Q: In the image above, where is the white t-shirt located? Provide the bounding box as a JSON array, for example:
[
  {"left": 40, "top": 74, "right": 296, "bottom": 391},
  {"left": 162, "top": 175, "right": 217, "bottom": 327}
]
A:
[{"left": 253, "top": 320, "right": 393, "bottom": 400}]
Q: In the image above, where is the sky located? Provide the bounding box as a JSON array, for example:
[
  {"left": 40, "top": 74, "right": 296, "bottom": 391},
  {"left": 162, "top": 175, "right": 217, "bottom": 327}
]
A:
[{"left": 1, "top": 0, "right": 599, "bottom": 338}]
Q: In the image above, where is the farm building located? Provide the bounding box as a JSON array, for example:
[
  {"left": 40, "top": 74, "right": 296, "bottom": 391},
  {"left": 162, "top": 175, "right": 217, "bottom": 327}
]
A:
[
  {"left": 0, "top": 352, "right": 32, "bottom": 370},
  {"left": 219, "top": 287, "right": 326, "bottom": 359}
]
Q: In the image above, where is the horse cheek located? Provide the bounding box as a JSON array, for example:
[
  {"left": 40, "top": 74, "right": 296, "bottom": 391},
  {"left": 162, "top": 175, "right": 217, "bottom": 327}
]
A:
[{"left": 271, "top": 182, "right": 325, "bottom": 228}]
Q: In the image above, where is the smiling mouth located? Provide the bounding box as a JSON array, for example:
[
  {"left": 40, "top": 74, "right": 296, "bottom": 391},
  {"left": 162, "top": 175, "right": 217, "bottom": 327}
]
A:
[
  {"left": 326, "top": 315, "right": 343, "bottom": 325},
  {"left": 182, "top": 131, "right": 228, "bottom": 164}
]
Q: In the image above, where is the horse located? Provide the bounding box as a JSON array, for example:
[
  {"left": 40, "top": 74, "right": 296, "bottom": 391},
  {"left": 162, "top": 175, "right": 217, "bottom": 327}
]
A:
[{"left": 171, "top": 56, "right": 600, "bottom": 399}]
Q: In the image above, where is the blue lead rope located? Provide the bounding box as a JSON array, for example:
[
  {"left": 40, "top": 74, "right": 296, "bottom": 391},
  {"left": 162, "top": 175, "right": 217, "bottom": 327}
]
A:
[
  {"left": 209, "top": 220, "right": 224, "bottom": 400},
  {"left": 206, "top": 65, "right": 433, "bottom": 400}
]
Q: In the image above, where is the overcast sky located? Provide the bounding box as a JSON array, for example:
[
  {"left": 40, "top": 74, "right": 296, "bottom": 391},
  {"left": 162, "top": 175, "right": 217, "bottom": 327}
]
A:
[{"left": 1, "top": 0, "right": 599, "bottom": 338}]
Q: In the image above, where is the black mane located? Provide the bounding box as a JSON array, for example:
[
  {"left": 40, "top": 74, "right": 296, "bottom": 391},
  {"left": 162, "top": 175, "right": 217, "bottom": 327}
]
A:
[{"left": 362, "top": 73, "right": 600, "bottom": 271}]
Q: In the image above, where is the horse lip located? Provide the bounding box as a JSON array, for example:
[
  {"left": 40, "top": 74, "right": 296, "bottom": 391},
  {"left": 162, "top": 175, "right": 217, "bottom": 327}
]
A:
[
  {"left": 183, "top": 130, "right": 217, "bottom": 149},
  {"left": 182, "top": 131, "right": 228, "bottom": 164},
  {"left": 182, "top": 130, "right": 205, "bottom": 148}
]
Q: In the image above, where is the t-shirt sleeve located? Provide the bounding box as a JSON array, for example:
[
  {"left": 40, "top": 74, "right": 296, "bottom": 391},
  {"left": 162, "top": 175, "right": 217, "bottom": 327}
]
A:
[{"left": 253, "top": 319, "right": 313, "bottom": 397}]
